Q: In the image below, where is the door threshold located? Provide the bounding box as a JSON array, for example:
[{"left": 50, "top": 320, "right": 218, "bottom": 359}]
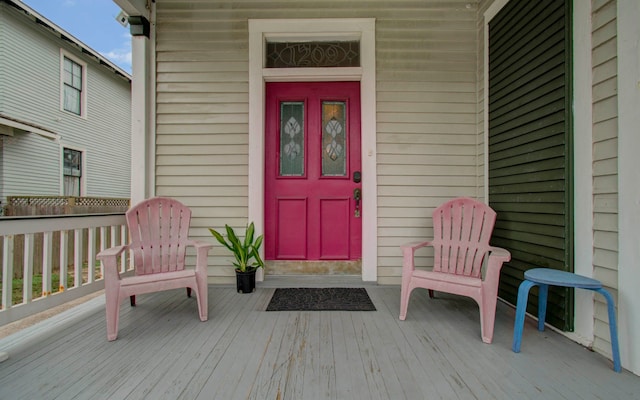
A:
[
  {"left": 259, "top": 274, "right": 375, "bottom": 288},
  {"left": 265, "top": 260, "right": 362, "bottom": 275}
]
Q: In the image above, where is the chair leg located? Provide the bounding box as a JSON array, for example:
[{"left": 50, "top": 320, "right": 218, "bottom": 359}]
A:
[
  {"left": 130, "top": 295, "right": 136, "bottom": 307},
  {"left": 595, "top": 288, "right": 622, "bottom": 372},
  {"left": 479, "top": 293, "right": 499, "bottom": 344},
  {"left": 537, "top": 284, "right": 549, "bottom": 331},
  {"left": 187, "top": 287, "right": 192, "bottom": 298},
  {"left": 195, "top": 277, "right": 208, "bottom": 322},
  {"left": 106, "top": 292, "right": 121, "bottom": 341},
  {"left": 399, "top": 280, "right": 412, "bottom": 321},
  {"left": 512, "top": 280, "right": 537, "bottom": 352},
  {"left": 428, "top": 289, "right": 435, "bottom": 298}
]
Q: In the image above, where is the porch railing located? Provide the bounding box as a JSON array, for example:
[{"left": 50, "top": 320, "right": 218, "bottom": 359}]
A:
[{"left": 0, "top": 214, "right": 129, "bottom": 326}]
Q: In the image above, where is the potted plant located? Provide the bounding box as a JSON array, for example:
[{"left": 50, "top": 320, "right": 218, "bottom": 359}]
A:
[{"left": 209, "top": 222, "right": 264, "bottom": 293}]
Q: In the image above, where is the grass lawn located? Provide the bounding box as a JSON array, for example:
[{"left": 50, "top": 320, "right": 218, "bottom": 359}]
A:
[
  {"left": 0, "top": 264, "right": 101, "bottom": 306},
  {"left": 0, "top": 274, "right": 75, "bottom": 306}
]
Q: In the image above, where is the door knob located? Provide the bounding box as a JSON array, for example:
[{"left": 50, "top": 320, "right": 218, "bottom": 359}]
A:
[{"left": 354, "top": 188, "right": 361, "bottom": 218}]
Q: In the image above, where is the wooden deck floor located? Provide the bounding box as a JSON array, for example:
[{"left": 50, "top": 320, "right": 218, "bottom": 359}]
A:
[{"left": 0, "top": 277, "right": 638, "bottom": 399}]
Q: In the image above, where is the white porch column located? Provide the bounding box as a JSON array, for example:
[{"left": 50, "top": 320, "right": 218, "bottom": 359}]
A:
[
  {"left": 114, "top": 0, "right": 154, "bottom": 205},
  {"left": 617, "top": 0, "right": 640, "bottom": 375},
  {"left": 130, "top": 34, "right": 153, "bottom": 204},
  {"left": 571, "top": 0, "right": 595, "bottom": 348}
]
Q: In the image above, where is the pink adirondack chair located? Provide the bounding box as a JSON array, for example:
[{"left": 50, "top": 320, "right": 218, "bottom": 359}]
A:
[
  {"left": 97, "top": 197, "right": 212, "bottom": 341},
  {"left": 399, "top": 197, "right": 511, "bottom": 343}
]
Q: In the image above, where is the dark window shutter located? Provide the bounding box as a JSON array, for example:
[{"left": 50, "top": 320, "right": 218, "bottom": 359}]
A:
[{"left": 488, "top": 0, "right": 573, "bottom": 331}]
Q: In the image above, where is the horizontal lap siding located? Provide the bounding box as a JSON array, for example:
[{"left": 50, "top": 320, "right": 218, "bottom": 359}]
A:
[
  {"left": 591, "top": 0, "right": 618, "bottom": 359},
  {"left": 0, "top": 3, "right": 131, "bottom": 200},
  {"left": 155, "top": 1, "right": 481, "bottom": 283},
  {"left": 156, "top": 1, "right": 250, "bottom": 282},
  {"left": 476, "top": 0, "right": 619, "bottom": 361},
  {"left": 487, "top": 0, "right": 573, "bottom": 330}
]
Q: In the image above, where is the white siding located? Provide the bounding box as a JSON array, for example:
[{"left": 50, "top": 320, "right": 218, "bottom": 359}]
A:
[
  {"left": 155, "top": 0, "right": 482, "bottom": 283},
  {"left": 1, "top": 133, "right": 60, "bottom": 198},
  {"left": 591, "top": 0, "right": 619, "bottom": 359},
  {"left": 0, "top": 2, "right": 131, "bottom": 200}
]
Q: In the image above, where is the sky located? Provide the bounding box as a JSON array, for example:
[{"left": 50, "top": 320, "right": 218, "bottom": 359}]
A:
[{"left": 20, "top": 0, "right": 132, "bottom": 73}]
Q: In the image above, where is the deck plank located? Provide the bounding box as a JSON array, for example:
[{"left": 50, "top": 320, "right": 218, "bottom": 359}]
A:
[
  {"left": 0, "top": 279, "right": 639, "bottom": 400},
  {"left": 193, "top": 288, "right": 274, "bottom": 400},
  {"left": 118, "top": 289, "right": 242, "bottom": 399},
  {"left": 247, "top": 310, "right": 291, "bottom": 400}
]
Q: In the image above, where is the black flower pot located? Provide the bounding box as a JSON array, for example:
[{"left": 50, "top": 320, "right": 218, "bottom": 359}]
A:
[{"left": 236, "top": 269, "right": 256, "bottom": 293}]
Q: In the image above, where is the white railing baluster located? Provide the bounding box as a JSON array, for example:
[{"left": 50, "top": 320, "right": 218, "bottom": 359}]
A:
[
  {"left": 88, "top": 227, "right": 96, "bottom": 283},
  {"left": 100, "top": 226, "right": 106, "bottom": 278},
  {"left": 74, "top": 229, "right": 83, "bottom": 288},
  {"left": 60, "top": 230, "right": 68, "bottom": 292},
  {"left": 120, "top": 225, "right": 127, "bottom": 273},
  {"left": 0, "top": 214, "right": 126, "bottom": 325},
  {"left": 42, "top": 231, "right": 53, "bottom": 297},
  {"left": 23, "top": 234, "right": 34, "bottom": 304},
  {"left": 2, "top": 237, "right": 14, "bottom": 310}
]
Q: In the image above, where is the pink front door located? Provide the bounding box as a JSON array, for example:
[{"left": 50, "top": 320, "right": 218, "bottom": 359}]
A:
[{"left": 265, "top": 82, "right": 361, "bottom": 261}]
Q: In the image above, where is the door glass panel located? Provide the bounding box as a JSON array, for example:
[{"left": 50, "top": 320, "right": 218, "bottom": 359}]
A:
[
  {"left": 280, "top": 102, "right": 304, "bottom": 176},
  {"left": 322, "top": 101, "right": 346, "bottom": 176}
]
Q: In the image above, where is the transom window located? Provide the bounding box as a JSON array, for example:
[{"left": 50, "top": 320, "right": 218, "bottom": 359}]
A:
[{"left": 266, "top": 41, "right": 360, "bottom": 68}]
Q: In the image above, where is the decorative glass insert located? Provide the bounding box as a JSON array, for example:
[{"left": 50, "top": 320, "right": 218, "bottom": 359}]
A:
[
  {"left": 266, "top": 41, "right": 360, "bottom": 68},
  {"left": 280, "top": 102, "right": 304, "bottom": 176},
  {"left": 321, "top": 101, "right": 346, "bottom": 177}
]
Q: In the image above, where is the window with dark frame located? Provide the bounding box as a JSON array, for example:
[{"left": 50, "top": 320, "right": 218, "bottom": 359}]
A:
[
  {"left": 63, "top": 148, "right": 82, "bottom": 196},
  {"left": 63, "top": 57, "right": 83, "bottom": 115}
]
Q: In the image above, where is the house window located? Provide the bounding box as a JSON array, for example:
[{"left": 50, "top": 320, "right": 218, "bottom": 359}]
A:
[
  {"left": 61, "top": 51, "right": 86, "bottom": 116},
  {"left": 63, "top": 148, "right": 82, "bottom": 196}
]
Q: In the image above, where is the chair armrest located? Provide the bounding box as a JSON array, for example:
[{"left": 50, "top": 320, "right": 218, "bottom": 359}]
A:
[
  {"left": 96, "top": 245, "right": 127, "bottom": 260},
  {"left": 96, "top": 245, "right": 129, "bottom": 281},
  {"left": 187, "top": 240, "right": 213, "bottom": 251},
  {"left": 400, "top": 241, "right": 433, "bottom": 252},
  {"left": 484, "top": 246, "right": 511, "bottom": 283},
  {"left": 488, "top": 246, "right": 511, "bottom": 263},
  {"left": 401, "top": 241, "right": 433, "bottom": 274},
  {"left": 186, "top": 240, "right": 213, "bottom": 273}
]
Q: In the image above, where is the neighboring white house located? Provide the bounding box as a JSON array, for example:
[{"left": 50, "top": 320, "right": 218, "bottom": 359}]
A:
[
  {"left": 114, "top": 0, "right": 639, "bottom": 375},
  {"left": 0, "top": 0, "right": 131, "bottom": 210}
]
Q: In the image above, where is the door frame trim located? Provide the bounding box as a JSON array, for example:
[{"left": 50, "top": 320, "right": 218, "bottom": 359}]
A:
[{"left": 248, "top": 18, "right": 377, "bottom": 281}]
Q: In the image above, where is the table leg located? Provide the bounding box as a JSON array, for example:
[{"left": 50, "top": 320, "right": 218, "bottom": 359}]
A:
[
  {"left": 512, "top": 280, "right": 537, "bottom": 353},
  {"left": 537, "top": 283, "right": 549, "bottom": 331},
  {"left": 595, "top": 288, "right": 622, "bottom": 372}
]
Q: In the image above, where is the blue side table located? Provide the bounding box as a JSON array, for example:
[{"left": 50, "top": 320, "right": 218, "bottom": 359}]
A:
[{"left": 511, "top": 268, "right": 621, "bottom": 372}]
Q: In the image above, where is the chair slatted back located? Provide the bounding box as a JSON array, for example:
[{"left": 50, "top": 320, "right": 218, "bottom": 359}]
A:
[
  {"left": 431, "top": 197, "right": 496, "bottom": 278},
  {"left": 126, "top": 197, "right": 192, "bottom": 275}
]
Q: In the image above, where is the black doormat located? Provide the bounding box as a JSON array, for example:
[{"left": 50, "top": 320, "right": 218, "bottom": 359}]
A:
[{"left": 266, "top": 288, "right": 376, "bottom": 311}]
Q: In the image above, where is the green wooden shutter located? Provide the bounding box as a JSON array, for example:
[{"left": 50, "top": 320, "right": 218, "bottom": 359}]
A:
[{"left": 488, "top": 0, "right": 573, "bottom": 331}]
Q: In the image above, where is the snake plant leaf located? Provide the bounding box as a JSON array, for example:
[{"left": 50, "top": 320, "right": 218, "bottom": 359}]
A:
[
  {"left": 208, "top": 228, "right": 233, "bottom": 252},
  {"left": 244, "top": 222, "right": 255, "bottom": 248},
  {"left": 253, "top": 234, "right": 263, "bottom": 251},
  {"left": 209, "top": 222, "right": 264, "bottom": 273}
]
